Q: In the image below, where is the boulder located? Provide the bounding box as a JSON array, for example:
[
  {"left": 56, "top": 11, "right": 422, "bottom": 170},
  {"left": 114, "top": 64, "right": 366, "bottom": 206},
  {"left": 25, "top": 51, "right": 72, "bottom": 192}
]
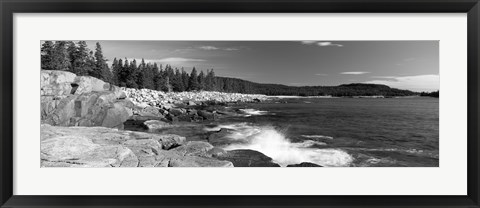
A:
[
  {"left": 142, "top": 120, "right": 170, "bottom": 132},
  {"left": 101, "top": 102, "right": 131, "bottom": 129},
  {"left": 207, "top": 128, "right": 245, "bottom": 147},
  {"left": 171, "top": 141, "right": 214, "bottom": 156},
  {"left": 44, "top": 91, "right": 133, "bottom": 129},
  {"left": 286, "top": 162, "right": 322, "bottom": 167},
  {"left": 197, "top": 110, "right": 218, "bottom": 121},
  {"left": 41, "top": 70, "right": 77, "bottom": 96},
  {"left": 161, "top": 103, "right": 175, "bottom": 110},
  {"left": 151, "top": 134, "right": 186, "bottom": 150},
  {"left": 166, "top": 115, "right": 179, "bottom": 123},
  {"left": 169, "top": 108, "right": 184, "bottom": 117},
  {"left": 206, "top": 147, "right": 228, "bottom": 157},
  {"left": 43, "top": 95, "right": 78, "bottom": 126},
  {"left": 177, "top": 114, "right": 193, "bottom": 122},
  {"left": 187, "top": 109, "right": 198, "bottom": 115},
  {"left": 41, "top": 70, "right": 132, "bottom": 129},
  {"left": 137, "top": 102, "right": 150, "bottom": 108},
  {"left": 192, "top": 115, "right": 204, "bottom": 122},
  {"left": 72, "top": 75, "right": 112, "bottom": 94},
  {"left": 122, "top": 139, "right": 163, "bottom": 167},
  {"left": 215, "top": 149, "right": 280, "bottom": 167},
  {"left": 136, "top": 106, "right": 164, "bottom": 118}
]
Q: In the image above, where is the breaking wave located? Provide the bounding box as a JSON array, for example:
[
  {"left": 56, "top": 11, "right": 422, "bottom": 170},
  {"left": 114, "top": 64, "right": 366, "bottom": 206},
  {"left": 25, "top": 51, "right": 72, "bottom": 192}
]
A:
[{"left": 206, "top": 123, "right": 352, "bottom": 167}]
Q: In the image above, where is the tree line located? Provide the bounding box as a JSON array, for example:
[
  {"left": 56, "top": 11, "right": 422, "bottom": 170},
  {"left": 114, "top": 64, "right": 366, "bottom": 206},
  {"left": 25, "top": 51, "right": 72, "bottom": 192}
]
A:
[
  {"left": 213, "top": 78, "right": 418, "bottom": 97},
  {"left": 41, "top": 41, "right": 113, "bottom": 82},
  {"left": 41, "top": 41, "right": 419, "bottom": 97},
  {"left": 41, "top": 41, "right": 217, "bottom": 92}
]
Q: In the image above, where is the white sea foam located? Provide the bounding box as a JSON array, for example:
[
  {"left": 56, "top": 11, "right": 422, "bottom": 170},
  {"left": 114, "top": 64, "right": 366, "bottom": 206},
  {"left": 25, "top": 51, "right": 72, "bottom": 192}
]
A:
[
  {"left": 220, "top": 124, "right": 352, "bottom": 167},
  {"left": 238, "top": 109, "right": 269, "bottom": 116},
  {"left": 301, "top": 135, "right": 334, "bottom": 140}
]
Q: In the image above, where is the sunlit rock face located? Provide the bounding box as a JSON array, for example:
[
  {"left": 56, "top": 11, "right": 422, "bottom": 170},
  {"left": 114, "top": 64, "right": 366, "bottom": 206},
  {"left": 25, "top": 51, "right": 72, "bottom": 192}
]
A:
[
  {"left": 41, "top": 70, "right": 133, "bottom": 129},
  {"left": 41, "top": 124, "right": 233, "bottom": 168}
]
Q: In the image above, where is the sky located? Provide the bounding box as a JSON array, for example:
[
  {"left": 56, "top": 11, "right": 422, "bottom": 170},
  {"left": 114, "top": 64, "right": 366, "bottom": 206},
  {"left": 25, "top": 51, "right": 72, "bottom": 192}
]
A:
[{"left": 85, "top": 40, "right": 439, "bottom": 92}]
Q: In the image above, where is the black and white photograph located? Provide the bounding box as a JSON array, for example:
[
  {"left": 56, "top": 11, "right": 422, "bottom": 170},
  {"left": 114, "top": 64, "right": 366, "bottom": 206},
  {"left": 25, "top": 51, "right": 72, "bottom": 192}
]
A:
[{"left": 40, "top": 40, "right": 439, "bottom": 168}]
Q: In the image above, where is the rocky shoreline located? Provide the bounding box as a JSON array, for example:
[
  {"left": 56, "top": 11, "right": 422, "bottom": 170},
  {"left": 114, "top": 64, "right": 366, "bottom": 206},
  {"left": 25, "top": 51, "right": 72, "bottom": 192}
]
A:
[{"left": 40, "top": 70, "right": 320, "bottom": 167}]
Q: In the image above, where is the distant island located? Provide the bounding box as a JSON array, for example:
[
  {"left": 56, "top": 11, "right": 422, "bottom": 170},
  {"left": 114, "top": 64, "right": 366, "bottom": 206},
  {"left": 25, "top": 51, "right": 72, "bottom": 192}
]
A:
[{"left": 420, "top": 90, "right": 439, "bottom": 98}]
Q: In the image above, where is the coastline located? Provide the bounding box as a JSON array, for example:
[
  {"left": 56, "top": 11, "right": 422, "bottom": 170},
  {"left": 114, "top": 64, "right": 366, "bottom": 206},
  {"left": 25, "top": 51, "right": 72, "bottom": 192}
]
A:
[
  {"left": 40, "top": 70, "right": 313, "bottom": 167},
  {"left": 40, "top": 70, "right": 437, "bottom": 167}
]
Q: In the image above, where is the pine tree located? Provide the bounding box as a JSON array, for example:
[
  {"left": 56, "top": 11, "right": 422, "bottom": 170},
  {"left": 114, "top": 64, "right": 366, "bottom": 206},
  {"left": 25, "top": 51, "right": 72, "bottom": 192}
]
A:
[
  {"left": 172, "top": 68, "right": 185, "bottom": 92},
  {"left": 51, "top": 41, "right": 71, "bottom": 71},
  {"left": 93, "top": 42, "right": 112, "bottom": 82},
  {"left": 198, "top": 70, "right": 205, "bottom": 91},
  {"left": 164, "top": 76, "right": 172, "bottom": 92},
  {"left": 85, "top": 51, "right": 96, "bottom": 76},
  {"left": 41, "top": 41, "right": 55, "bottom": 70},
  {"left": 143, "top": 62, "right": 155, "bottom": 90},
  {"left": 124, "top": 59, "right": 138, "bottom": 88},
  {"left": 111, "top": 58, "right": 120, "bottom": 85},
  {"left": 137, "top": 58, "right": 146, "bottom": 89},
  {"left": 71, "top": 41, "right": 90, "bottom": 75},
  {"left": 153, "top": 63, "right": 163, "bottom": 91},
  {"left": 181, "top": 68, "right": 190, "bottom": 91},
  {"left": 205, "top": 69, "right": 216, "bottom": 91},
  {"left": 161, "top": 65, "right": 174, "bottom": 92},
  {"left": 65, "top": 41, "right": 77, "bottom": 72},
  {"left": 188, "top": 67, "right": 199, "bottom": 91},
  {"left": 118, "top": 58, "right": 129, "bottom": 87}
]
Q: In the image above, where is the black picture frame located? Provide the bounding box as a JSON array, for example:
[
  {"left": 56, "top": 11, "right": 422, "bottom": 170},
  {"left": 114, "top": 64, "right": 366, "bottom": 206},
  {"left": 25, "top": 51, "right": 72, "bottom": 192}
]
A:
[{"left": 1, "top": 0, "right": 479, "bottom": 207}]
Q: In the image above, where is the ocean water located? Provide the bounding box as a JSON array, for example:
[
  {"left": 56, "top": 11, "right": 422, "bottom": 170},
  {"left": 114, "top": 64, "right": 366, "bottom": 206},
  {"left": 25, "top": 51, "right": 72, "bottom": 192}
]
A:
[{"left": 207, "top": 97, "right": 439, "bottom": 167}]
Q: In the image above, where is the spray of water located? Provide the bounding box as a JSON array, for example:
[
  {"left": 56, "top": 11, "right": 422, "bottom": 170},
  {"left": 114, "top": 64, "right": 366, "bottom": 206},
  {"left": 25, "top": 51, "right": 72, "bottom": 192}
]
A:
[{"left": 207, "top": 123, "right": 353, "bottom": 167}]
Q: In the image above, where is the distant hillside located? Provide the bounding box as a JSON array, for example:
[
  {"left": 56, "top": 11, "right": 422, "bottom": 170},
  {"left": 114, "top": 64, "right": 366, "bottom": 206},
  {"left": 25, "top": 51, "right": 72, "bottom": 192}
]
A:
[{"left": 215, "top": 77, "right": 417, "bottom": 97}]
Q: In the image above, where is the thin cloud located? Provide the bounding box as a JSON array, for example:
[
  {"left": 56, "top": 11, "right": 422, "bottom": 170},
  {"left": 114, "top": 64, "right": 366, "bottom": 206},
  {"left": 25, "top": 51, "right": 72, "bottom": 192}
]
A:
[
  {"left": 198, "top": 46, "right": 219, "bottom": 50},
  {"left": 301, "top": 41, "right": 343, "bottom": 47},
  {"left": 341, "top": 72, "right": 370, "bottom": 75},
  {"left": 198, "top": 46, "right": 241, "bottom": 51},
  {"left": 364, "top": 74, "right": 439, "bottom": 92},
  {"left": 301, "top": 40, "right": 317, "bottom": 44},
  {"left": 315, "top": 73, "right": 328, "bottom": 76}
]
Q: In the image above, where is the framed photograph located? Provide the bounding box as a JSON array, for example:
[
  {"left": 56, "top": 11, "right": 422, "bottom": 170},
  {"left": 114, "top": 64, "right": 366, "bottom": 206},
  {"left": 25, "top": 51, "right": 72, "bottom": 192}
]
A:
[{"left": 1, "top": 0, "right": 479, "bottom": 207}]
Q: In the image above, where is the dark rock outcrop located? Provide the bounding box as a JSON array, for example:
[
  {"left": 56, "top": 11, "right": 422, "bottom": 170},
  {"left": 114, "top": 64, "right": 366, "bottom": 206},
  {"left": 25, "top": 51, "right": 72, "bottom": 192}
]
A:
[
  {"left": 197, "top": 110, "right": 218, "bottom": 121},
  {"left": 286, "top": 162, "right": 322, "bottom": 167},
  {"left": 215, "top": 149, "right": 280, "bottom": 167}
]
